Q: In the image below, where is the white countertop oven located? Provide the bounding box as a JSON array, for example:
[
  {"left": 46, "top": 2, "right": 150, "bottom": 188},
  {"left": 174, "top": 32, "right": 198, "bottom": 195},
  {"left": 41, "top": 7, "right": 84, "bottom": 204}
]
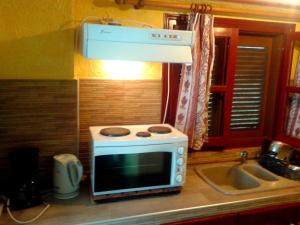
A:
[{"left": 89, "top": 124, "right": 188, "bottom": 201}]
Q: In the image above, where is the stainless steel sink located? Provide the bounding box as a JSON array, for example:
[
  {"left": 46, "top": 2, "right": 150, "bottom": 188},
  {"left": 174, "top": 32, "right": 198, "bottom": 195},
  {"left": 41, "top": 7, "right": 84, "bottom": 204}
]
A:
[{"left": 195, "top": 160, "right": 300, "bottom": 195}]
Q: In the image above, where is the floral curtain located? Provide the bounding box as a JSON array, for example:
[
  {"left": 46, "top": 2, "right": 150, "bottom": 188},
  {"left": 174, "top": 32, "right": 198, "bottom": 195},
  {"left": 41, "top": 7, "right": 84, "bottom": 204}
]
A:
[
  {"left": 175, "top": 13, "right": 215, "bottom": 150},
  {"left": 286, "top": 55, "right": 300, "bottom": 138}
]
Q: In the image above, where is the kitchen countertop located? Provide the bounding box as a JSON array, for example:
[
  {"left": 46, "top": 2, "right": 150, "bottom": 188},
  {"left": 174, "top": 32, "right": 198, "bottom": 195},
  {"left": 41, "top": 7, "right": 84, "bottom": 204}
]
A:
[{"left": 2, "top": 161, "right": 300, "bottom": 225}]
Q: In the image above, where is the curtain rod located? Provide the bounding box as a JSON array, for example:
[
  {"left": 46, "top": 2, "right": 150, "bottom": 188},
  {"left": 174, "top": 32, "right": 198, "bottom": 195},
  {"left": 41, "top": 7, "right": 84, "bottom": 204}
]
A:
[{"left": 114, "top": 0, "right": 300, "bottom": 21}]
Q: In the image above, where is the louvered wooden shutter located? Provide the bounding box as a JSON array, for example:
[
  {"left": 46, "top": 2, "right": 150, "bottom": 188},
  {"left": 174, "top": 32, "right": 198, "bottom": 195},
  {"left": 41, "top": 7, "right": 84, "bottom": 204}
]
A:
[{"left": 230, "top": 46, "right": 268, "bottom": 130}]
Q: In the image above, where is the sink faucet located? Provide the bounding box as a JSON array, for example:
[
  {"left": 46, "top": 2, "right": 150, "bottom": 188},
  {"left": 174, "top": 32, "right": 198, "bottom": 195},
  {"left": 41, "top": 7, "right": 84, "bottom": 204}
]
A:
[{"left": 240, "top": 151, "right": 248, "bottom": 164}]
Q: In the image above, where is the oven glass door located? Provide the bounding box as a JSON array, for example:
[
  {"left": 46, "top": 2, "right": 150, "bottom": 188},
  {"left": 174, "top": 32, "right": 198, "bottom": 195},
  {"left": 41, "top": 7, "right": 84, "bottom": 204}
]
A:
[{"left": 94, "top": 152, "right": 172, "bottom": 192}]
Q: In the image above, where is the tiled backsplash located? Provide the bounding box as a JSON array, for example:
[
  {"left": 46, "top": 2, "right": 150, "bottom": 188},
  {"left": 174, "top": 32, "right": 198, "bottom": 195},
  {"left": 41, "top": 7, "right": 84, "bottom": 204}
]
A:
[
  {"left": 0, "top": 80, "right": 78, "bottom": 190},
  {"left": 0, "top": 79, "right": 162, "bottom": 189},
  {"left": 0, "top": 79, "right": 263, "bottom": 192},
  {"left": 79, "top": 79, "right": 161, "bottom": 169}
]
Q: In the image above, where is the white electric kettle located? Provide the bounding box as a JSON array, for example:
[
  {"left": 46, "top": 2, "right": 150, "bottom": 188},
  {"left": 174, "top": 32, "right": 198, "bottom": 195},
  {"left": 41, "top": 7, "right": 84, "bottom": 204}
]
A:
[{"left": 53, "top": 154, "right": 83, "bottom": 199}]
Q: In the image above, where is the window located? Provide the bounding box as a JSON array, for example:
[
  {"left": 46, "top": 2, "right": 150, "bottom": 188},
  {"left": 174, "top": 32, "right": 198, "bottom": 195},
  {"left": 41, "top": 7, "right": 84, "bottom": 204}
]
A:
[
  {"left": 230, "top": 42, "right": 269, "bottom": 130},
  {"left": 162, "top": 16, "right": 295, "bottom": 149},
  {"left": 206, "top": 28, "right": 238, "bottom": 146},
  {"left": 208, "top": 35, "right": 272, "bottom": 141},
  {"left": 277, "top": 33, "right": 300, "bottom": 147}
]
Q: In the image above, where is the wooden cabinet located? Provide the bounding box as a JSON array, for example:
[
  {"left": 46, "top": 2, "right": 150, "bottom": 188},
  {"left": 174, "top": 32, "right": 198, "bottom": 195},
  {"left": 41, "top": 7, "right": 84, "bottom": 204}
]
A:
[
  {"left": 165, "top": 203, "right": 300, "bottom": 225},
  {"left": 238, "top": 203, "right": 298, "bottom": 225},
  {"left": 164, "top": 213, "right": 237, "bottom": 225}
]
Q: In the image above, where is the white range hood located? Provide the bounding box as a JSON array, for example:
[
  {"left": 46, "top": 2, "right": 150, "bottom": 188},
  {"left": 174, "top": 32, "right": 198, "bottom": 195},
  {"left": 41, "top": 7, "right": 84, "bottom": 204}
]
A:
[{"left": 82, "top": 23, "right": 194, "bottom": 64}]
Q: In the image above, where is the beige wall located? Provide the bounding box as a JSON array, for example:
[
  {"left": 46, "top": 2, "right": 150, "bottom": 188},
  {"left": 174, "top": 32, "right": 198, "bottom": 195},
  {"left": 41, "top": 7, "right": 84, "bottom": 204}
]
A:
[
  {"left": 1, "top": 0, "right": 300, "bottom": 80},
  {"left": 0, "top": 0, "right": 74, "bottom": 79}
]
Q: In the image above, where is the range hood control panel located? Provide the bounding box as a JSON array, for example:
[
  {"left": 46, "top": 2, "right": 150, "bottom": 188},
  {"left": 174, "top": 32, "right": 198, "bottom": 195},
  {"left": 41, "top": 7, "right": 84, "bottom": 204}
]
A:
[{"left": 150, "top": 33, "right": 181, "bottom": 41}]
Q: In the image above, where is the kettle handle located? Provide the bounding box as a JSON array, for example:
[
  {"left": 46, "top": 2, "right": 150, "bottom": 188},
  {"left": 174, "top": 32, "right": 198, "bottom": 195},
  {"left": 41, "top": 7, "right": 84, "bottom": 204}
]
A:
[{"left": 67, "top": 161, "right": 83, "bottom": 187}]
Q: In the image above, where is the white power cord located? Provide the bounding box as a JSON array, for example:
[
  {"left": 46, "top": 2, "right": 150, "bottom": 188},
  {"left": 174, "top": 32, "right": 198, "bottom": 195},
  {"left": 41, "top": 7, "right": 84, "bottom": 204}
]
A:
[
  {"left": 163, "top": 63, "right": 171, "bottom": 124},
  {"left": 109, "top": 19, "right": 153, "bottom": 28},
  {"left": 79, "top": 16, "right": 154, "bottom": 30},
  {"left": 5, "top": 198, "right": 50, "bottom": 224}
]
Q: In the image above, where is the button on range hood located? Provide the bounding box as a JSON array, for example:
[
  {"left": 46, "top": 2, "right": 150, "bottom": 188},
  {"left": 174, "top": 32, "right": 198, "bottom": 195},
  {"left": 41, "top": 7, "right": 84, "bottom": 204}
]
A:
[{"left": 82, "top": 23, "right": 194, "bottom": 64}]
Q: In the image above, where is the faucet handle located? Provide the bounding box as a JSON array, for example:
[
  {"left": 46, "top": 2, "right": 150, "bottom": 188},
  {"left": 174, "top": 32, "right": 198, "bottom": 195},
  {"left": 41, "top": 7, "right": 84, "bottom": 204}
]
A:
[
  {"left": 240, "top": 151, "right": 248, "bottom": 162},
  {"left": 240, "top": 151, "right": 248, "bottom": 157}
]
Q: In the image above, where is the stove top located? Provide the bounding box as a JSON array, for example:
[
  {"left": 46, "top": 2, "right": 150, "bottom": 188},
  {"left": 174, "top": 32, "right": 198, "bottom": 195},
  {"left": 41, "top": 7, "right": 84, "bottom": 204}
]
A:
[
  {"left": 89, "top": 124, "right": 187, "bottom": 147},
  {"left": 100, "top": 127, "right": 131, "bottom": 137},
  {"left": 148, "top": 126, "right": 172, "bottom": 134}
]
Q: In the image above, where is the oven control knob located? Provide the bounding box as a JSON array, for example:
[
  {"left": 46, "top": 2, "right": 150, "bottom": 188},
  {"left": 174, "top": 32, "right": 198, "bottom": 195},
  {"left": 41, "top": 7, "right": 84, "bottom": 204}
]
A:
[
  {"left": 177, "top": 158, "right": 184, "bottom": 166},
  {"left": 176, "top": 175, "right": 183, "bottom": 183},
  {"left": 177, "top": 167, "right": 184, "bottom": 173},
  {"left": 177, "top": 147, "right": 185, "bottom": 155}
]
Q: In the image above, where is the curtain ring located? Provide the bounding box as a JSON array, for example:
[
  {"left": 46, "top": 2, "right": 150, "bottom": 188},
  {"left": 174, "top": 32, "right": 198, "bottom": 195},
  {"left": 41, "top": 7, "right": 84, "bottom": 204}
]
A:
[
  {"left": 134, "top": 0, "right": 144, "bottom": 9},
  {"left": 195, "top": 3, "right": 199, "bottom": 13},
  {"left": 201, "top": 4, "right": 205, "bottom": 13},
  {"left": 190, "top": 3, "right": 213, "bottom": 14},
  {"left": 195, "top": 4, "right": 198, "bottom": 13},
  {"left": 190, "top": 3, "right": 196, "bottom": 13},
  {"left": 207, "top": 4, "right": 212, "bottom": 13},
  {"left": 196, "top": 4, "right": 201, "bottom": 13},
  {"left": 115, "top": 0, "right": 126, "bottom": 4},
  {"left": 203, "top": 4, "right": 207, "bottom": 13},
  {"left": 190, "top": 3, "right": 194, "bottom": 12}
]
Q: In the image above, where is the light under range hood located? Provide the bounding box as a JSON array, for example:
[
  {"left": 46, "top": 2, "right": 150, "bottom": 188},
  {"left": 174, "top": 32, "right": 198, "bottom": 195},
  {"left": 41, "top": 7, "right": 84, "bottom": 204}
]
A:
[{"left": 82, "top": 23, "right": 194, "bottom": 64}]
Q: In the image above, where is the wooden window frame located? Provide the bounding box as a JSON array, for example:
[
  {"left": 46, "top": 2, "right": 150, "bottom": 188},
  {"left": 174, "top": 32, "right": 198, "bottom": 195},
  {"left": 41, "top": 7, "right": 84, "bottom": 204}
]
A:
[
  {"left": 276, "top": 32, "right": 300, "bottom": 147},
  {"left": 162, "top": 16, "right": 296, "bottom": 149},
  {"left": 212, "top": 19, "right": 295, "bottom": 148},
  {"left": 207, "top": 27, "right": 238, "bottom": 147}
]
